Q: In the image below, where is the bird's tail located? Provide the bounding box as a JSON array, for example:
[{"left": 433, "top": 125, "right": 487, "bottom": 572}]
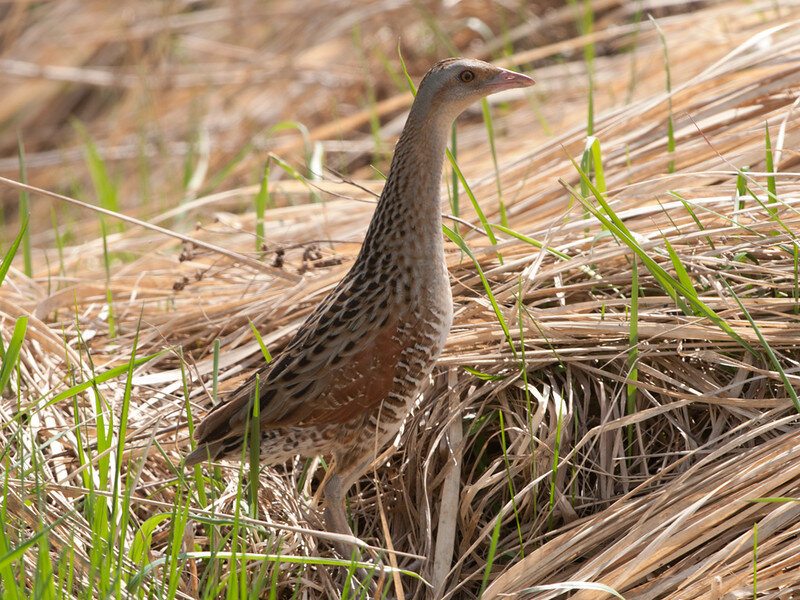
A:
[{"left": 184, "top": 440, "right": 226, "bottom": 467}]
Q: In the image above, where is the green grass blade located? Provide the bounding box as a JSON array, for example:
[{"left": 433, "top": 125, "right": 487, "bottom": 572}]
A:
[
  {"left": 481, "top": 98, "right": 507, "bottom": 226},
  {"left": 450, "top": 124, "right": 460, "bottom": 232},
  {"left": 497, "top": 410, "right": 524, "bottom": 556},
  {"left": 249, "top": 375, "right": 261, "bottom": 519},
  {"left": 753, "top": 522, "right": 758, "bottom": 598},
  {"left": 0, "top": 216, "right": 29, "bottom": 288},
  {"left": 627, "top": 254, "right": 639, "bottom": 455},
  {"left": 202, "top": 142, "right": 254, "bottom": 196},
  {"left": 255, "top": 161, "right": 270, "bottom": 251},
  {"left": 445, "top": 151, "right": 501, "bottom": 262},
  {"left": 0, "top": 511, "right": 71, "bottom": 572},
  {"left": 443, "top": 225, "right": 515, "bottom": 357},
  {"left": 397, "top": 45, "right": 417, "bottom": 96},
  {"left": 662, "top": 236, "right": 699, "bottom": 307},
  {"left": 46, "top": 348, "right": 169, "bottom": 407},
  {"left": 75, "top": 122, "right": 123, "bottom": 231},
  {"left": 268, "top": 153, "right": 321, "bottom": 204},
  {"left": 650, "top": 15, "right": 675, "bottom": 173},
  {"left": 723, "top": 279, "right": 800, "bottom": 412},
  {"left": 249, "top": 319, "right": 273, "bottom": 363},
  {"left": 672, "top": 194, "right": 715, "bottom": 250},
  {"left": 477, "top": 513, "right": 502, "bottom": 599},
  {"left": 0, "top": 316, "right": 28, "bottom": 394},
  {"left": 563, "top": 158, "right": 756, "bottom": 356},
  {"left": 16, "top": 137, "right": 32, "bottom": 277},
  {"left": 765, "top": 122, "right": 777, "bottom": 216},
  {"left": 0, "top": 460, "right": 23, "bottom": 600},
  {"left": 735, "top": 166, "right": 749, "bottom": 217},
  {"left": 491, "top": 223, "right": 572, "bottom": 261}
]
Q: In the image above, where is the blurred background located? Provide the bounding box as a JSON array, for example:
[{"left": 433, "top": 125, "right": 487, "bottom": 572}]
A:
[{"left": 0, "top": 0, "right": 690, "bottom": 241}]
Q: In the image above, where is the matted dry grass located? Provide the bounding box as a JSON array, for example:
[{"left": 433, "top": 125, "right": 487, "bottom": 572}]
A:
[{"left": 2, "top": 1, "right": 800, "bottom": 599}]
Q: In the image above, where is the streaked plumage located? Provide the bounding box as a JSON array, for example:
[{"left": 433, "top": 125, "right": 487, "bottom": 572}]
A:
[{"left": 185, "top": 57, "right": 535, "bottom": 544}]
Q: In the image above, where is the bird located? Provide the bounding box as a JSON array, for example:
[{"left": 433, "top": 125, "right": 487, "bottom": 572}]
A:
[{"left": 185, "top": 58, "right": 535, "bottom": 550}]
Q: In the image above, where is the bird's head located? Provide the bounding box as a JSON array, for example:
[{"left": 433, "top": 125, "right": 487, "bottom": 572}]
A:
[{"left": 413, "top": 58, "right": 535, "bottom": 127}]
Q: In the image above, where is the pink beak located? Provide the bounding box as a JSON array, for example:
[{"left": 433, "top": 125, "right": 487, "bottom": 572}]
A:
[{"left": 486, "top": 67, "right": 535, "bottom": 91}]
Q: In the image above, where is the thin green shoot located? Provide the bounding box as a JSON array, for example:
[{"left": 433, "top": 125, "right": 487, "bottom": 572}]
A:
[
  {"left": 202, "top": 142, "right": 254, "bottom": 197},
  {"left": 33, "top": 514, "right": 53, "bottom": 600},
  {"left": 76, "top": 122, "right": 124, "bottom": 232},
  {"left": 765, "top": 122, "right": 777, "bottom": 217},
  {"left": 16, "top": 136, "right": 32, "bottom": 277},
  {"left": 794, "top": 245, "right": 799, "bottom": 315},
  {"left": 625, "top": 1, "right": 645, "bottom": 103},
  {"left": 497, "top": 409, "right": 524, "bottom": 557},
  {"left": 548, "top": 399, "right": 564, "bottom": 530},
  {"left": 753, "top": 522, "right": 758, "bottom": 599},
  {"left": 650, "top": 15, "right": 675, "bottom": 173},
  {"left": 445, "top": 152, "right": 502, "bottom": 263},
  {"left": 662, "top": 236, "right": 699, "bottom": 307},
  {"left": 520, "top": 301, "right": 566, "bottom": 370},
  {"left": 567, "top": 0, "right": 595, "bottom": 136},
  {"left": 0, "top": 456, "right": 22, "bottom": 600},
  {"left": 267, "top": 121, "right": 313, "bottom": 175},
  {"left": 213, "top": 338, "right": 221, "bottom": 401},
  {"left": 180, "top": 346, "right": 208, "bottom": 507},
  {"left": 353, "top": 23, "right": 384, "bottom": 165},
  {"left": 0, "top": 216, "right": 28, "bottom": 289},
  {"left": 111, "top": 317, "right": 144, "bottom": 594},
  {"left": 462, "top": 366, "right": 506, "bottom": 381},
  {"left": 101, "top": 217, "right": 116, "bottom": 339},
  {"left": 415, "top": 2, "right": 459, "bottom": 55},
  {"left": 735, "top": 166, "right": 750, "bottom": 218},
  {"left": 249, "top": 375, "right": 261, "bottom": 519},
  {"left": 167, "top": 490, "right": 191, "bottom": 599},
  {"left": 748, "top": 497, "right": 800, "bottom": 503},
  {"left": 477, "top": 513, "right": 502, "bottom": 599},
  {"left": 40, "top": 348, "right": 168, "bottom": 410},
  {"left": 580, "top": 136, "right": 605, "bottom": 229},
  {"left": 0, "top": 510, "right": 72, "bottom": 573},
  {"left": 50, "top": 205, "right": 66, "bottom": 286},
  {"left": 481, "top": 99, "right": 507, "bottom": 226},
  {"left": 266, "top": 538, "right": 284, "bottom": 600},
  {"left": 183, "top": 113, "right": 199, "bottom": 190},
  {"left": 627, "top": 254, "right": 639, "bottom": 457},
  {"left": 491, "top": 223, "right": 578, "bottom": 263},
  {"left": 443, "top": 225, "right": 515, "bottom": 358},
  {"left": 268, "top": 153, "right": 321, "bottom": 204},
  {"left": 373, "top": 46, "right": 406, "bottom": 91},
  {"left": 723, "top": 279, "right": 800, "bottom": 412},
  {"left": 255, "top": 161, "right": 270, "bottom": 251},
  {"left": 496, "top": 8, "right": 514, "bottom": 57},
  {"left": 741, "top": 184, "right": 796, "bottom": 247},
  {"left": 397, "top": 45, "right": 417, "bottom": 96},
  {"left": 672, "top": 193, "right": 715, "bottom": 250},
  {"left": 450, "top": 124, "right": 459, "bottom": 234},
  {"left": 589, "top": 136, "right": 606, "bottom": 192},
  {"left": 515, "top": 282, "right": 538, "bottom": 527},
  {"left": 0, "top": 317, "right": 27, "bottom": 394},
  {"left": 249, "top": 319, "right": 273, "bottom": 363},
  {"left": 655, "top": 197, "right": 681, "bottom": 235}
]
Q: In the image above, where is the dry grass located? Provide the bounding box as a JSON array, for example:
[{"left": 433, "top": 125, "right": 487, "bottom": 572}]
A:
[{"left": 2, "top": 1, "right": 800, "bottom": 599}]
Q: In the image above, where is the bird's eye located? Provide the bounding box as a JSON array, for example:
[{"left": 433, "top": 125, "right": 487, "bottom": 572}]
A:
[{"left": 459, "top": 70, "right": 475, "bottom": 83}]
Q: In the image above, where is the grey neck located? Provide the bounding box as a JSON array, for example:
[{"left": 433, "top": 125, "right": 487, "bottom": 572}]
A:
[{"left": 359, "top": 102, "right": 453, "bottom": 260}]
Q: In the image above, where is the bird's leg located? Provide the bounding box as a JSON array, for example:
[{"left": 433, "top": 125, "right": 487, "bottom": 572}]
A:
[
  {"left": 322, "top": 473, "right": 356, "bottom": 556},
  {"left": 323, "top": 473, "right": 385, "bottom": 596}
]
